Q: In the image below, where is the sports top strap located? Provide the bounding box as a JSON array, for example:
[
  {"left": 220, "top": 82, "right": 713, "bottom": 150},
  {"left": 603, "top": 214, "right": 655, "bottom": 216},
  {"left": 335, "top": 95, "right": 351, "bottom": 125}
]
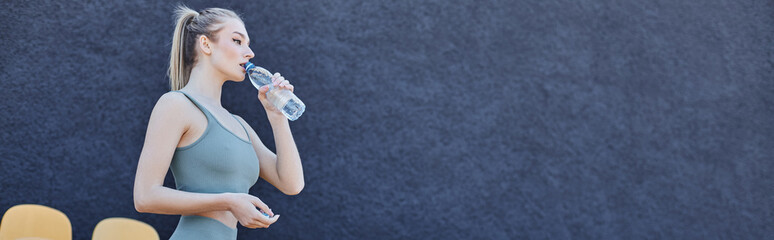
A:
[{"left": 173, "top": 90, "right": 214, "bottom": 120}]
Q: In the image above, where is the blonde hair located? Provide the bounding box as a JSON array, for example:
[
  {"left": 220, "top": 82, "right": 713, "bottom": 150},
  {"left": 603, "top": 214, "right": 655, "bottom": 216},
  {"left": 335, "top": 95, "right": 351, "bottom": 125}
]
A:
[{"left": 168, "top": 5, "right": 242, "bottom": 90}]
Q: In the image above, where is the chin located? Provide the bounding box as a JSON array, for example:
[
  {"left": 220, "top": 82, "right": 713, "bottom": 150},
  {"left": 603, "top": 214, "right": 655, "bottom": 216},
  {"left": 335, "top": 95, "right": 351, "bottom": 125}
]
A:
[{"left": 229, "top": 73, "right": 246, "bottom": 81}]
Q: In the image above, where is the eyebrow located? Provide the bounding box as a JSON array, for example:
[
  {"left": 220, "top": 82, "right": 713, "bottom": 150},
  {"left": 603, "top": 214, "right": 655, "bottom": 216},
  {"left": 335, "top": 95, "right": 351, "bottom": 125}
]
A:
[{"left": 233, "top": 31, "right": 250, "bottom": 44}]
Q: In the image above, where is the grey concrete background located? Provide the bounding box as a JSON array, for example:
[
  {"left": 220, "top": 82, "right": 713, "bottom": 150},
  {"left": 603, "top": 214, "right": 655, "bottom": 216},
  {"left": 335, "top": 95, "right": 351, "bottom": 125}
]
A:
[{"left": 1, "top": 0, "right": 772, "bottom": 239}]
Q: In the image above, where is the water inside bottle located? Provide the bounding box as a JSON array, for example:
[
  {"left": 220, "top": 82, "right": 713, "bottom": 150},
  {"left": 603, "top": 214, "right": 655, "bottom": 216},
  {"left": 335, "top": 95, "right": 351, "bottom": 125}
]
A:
[
  {"left": 282, "top": 99, "right": 305, "bottom": 121},
  {"left": 267, "top": 89, "right": 305, "bottom": 121},
  {"left": 248, "top": 66, "right": 273, "bottom": 89}
]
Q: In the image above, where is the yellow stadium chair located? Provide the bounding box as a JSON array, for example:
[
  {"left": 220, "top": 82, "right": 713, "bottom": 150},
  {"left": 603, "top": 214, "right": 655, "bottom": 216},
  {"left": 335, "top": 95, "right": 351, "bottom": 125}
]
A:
[
  {"left": 91, "top": 217, "right": 158, "bottom": 240},
  {"left": 0, "top": 204, "right": 72, "bottom": 240}
]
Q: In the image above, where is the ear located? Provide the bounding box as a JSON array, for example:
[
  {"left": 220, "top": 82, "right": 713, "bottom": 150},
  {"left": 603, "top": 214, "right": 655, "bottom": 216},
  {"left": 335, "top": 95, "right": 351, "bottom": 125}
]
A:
[{"left": 198, "top": 35, "right": 212, "bottom": 55}]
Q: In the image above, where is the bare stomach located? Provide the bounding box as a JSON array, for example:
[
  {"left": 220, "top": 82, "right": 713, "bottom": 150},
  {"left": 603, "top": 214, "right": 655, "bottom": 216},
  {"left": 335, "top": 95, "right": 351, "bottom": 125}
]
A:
[{"left": 194, "top": 210, "right": 238, "bottom": 229}]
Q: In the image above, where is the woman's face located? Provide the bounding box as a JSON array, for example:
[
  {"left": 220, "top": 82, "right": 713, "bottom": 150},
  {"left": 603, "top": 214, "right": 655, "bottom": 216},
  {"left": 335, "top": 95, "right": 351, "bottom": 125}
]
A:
[{"left": 208, "top": 18, "right": 255, "bottom": 82}]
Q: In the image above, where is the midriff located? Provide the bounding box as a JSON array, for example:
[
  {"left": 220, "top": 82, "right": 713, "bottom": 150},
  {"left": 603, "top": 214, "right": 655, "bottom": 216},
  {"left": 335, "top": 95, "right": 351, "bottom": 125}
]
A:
[{"left": 194, "top": 210, "right": 238, "bottom": 229}]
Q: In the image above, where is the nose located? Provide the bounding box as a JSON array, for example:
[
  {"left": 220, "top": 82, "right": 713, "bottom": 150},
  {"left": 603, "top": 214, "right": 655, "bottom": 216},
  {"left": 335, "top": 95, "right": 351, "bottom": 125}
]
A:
[{"left": 245, "top": 47, "right": 255, "bottom": 59}]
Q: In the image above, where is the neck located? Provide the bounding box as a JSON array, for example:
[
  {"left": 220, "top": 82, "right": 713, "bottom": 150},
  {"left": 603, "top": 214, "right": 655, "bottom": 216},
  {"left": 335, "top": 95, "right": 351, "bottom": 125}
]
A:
[{"left": 182, "top": 62, "right": 226, "bottom": 107}]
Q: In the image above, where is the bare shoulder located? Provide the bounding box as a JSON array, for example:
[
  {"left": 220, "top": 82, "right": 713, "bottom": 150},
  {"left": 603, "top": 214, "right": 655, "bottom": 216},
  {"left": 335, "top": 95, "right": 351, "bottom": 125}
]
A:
[
  {"left": 148, "top": 91, "right": 194, "bottom": 126},
  {"left": 156, "top": 91, "right": 189, "bottom": 107}
]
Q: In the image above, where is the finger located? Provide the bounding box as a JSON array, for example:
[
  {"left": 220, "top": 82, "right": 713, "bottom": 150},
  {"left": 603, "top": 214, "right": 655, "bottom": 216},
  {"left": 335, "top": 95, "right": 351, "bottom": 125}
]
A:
[
  {"left": 243, "top": 224, "right": 257, "bottom": 229},
  {"left": 271, "top": 73, "right": 281, "bottom": 82},
  {"left": 254, "top": 213, "right": 280, "bottom": 225},
  {"left": 266, "top": 214, "right": 280, "bottom": 227},
  {"left": 274, "top": 77, "right": 285, "bottom": 86},
  {"left": 266, "top": 214, "right": 280, "bottom": 224},
  {"left": 252, "top": 219, "right": 269, "bottom": 228},
  {"left": 258, "top": 86, "right": 269, "bottom": 100},
  {"left": 240, "top": 220, "right": 258, "bottom": 229},
  {"left": 253, "top": 216, "right": 270, "bottom": 225},
  {"left": 279, "top": 80, "right": 290, "bottom": 87},
  {"left": 249, "top": 196, "right": 272, "bottom": 216},
  {"left": 245, "top": 221, "right": 268, "bottom": 229},
  {"left": 260, "top": 208, "right": 275, "bottom": 217}
]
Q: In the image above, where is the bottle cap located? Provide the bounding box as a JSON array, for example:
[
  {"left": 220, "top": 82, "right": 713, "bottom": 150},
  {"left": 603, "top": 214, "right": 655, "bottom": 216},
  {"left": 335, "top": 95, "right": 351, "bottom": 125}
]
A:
[{"left": 244, "top": 62, "right": 255, "bottom": 70}]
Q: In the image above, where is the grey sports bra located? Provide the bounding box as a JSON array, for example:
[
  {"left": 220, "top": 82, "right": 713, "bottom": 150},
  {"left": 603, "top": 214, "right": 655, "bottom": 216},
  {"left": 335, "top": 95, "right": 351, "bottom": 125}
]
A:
[{"left": 169, "top": 90, "right": 260, "bottom": 194}]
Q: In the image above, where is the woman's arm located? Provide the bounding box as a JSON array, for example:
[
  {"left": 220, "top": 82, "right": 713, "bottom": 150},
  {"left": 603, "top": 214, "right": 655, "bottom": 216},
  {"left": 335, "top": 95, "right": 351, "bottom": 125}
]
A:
[
  {"left": 235, "top": 114, "right": 305, "bottom": 195},
  {"left": 133, "top": 92, "right": 227, "bottom": 214},
  {"left": 133, "top": 93, "right": 273, "bottom": 218}
]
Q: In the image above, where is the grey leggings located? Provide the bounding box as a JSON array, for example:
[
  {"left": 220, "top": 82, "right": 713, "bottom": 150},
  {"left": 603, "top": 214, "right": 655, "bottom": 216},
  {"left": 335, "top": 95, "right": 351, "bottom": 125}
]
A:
[{"left": 169, "top": 215, "right": 238, "bottom": 240}]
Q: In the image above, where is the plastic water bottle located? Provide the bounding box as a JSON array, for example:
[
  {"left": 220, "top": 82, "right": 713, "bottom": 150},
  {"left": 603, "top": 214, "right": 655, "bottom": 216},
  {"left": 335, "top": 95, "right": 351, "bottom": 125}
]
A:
[{"left": 244, "top": 62, "right": 306, "bottom": 121}]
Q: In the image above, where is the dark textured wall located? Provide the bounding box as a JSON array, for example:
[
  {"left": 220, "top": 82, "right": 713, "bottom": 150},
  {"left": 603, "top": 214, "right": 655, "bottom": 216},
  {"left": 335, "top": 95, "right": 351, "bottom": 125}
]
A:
[{"left": 1, "top": 0, "right": 772, "bottom": 239}]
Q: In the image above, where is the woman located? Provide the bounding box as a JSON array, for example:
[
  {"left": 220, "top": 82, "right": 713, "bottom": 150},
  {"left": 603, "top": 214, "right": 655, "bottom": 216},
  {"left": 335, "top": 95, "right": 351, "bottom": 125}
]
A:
[{"left": 133, "top": 5, "right": 304, "bottom": 239}]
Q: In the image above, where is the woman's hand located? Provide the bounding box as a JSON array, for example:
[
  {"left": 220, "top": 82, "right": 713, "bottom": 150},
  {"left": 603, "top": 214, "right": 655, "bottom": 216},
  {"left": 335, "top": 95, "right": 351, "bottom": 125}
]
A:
[
  {"left": 225, "top": 193, "right": 280, "bottom": 229},
  {"left": 257, "top": 72, "right": 295, "bottom": 118}
]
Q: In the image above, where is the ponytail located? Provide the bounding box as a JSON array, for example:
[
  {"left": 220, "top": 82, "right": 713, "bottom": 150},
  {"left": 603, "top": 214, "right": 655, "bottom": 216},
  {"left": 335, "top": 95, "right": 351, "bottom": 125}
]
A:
[
  {"left": 168, "top": 5, "right": 242, "bottom": 90},
  {"left": 169, "top": 5, "right": 198, "bottom": 91}
]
